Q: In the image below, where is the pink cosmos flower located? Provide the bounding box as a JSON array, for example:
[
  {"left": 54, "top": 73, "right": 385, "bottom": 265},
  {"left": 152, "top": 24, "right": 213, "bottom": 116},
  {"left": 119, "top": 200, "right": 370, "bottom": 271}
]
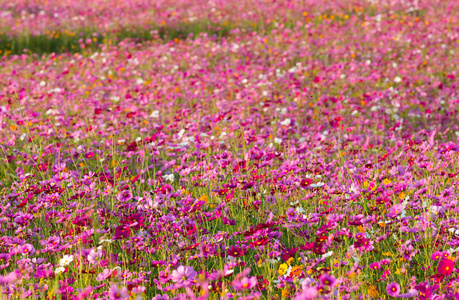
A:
[
  {"left": 0, "top": 271, "right": 18, "bottom": 285},
  {"left": 232, "top": 276, "right": 257, "bottom": 290},
  {"left": 369, "top": 262, "right": 381, "bottom": 270},
  {"left": 386, "top": 282, "right": 401, "bottom": 297},
  {"left": 152, "top": 295, "right": 169, "bottom": 300},
  {"left": 109, "top": 285, "right": 129, "bottom": 300},
  {"left": 319, "top": 273, "right": 336, "bottom": 287},
  {"left": 431, "top": 251, "right": 442, "bottom": 261},
  {"left": 170, "top": 266, "right": 197, "bottom": 287},
  {"left": 96, "top": 268, "right": 112, "bottom": 281},
  {"left": 294, "top": 287, "right": 318, "bottom": 300},
  {"left": 117, "top": 190, "right": 133, "bottom": 202},
  {"left": 88, "top": 248, "right": 103, "bottom": 264}
]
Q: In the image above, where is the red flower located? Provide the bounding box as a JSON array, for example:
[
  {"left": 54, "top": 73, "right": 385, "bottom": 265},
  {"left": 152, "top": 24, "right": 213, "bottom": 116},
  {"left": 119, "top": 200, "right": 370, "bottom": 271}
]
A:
[
  {"left": 113, "top": 225, "right": 131, "bottom": 240},
  {"left": 280, "top": 247, "right": 299, "bottom": 261},
  {"left": 437, "top": 258, "right": 454, "bottom": 276},
  {"left": 300, "top": 178, "right": 313, "bottom": 188},
  {"left": 249, "top": 237, "right": 269, "bottom": 247},
  {"left": 227, "top": 246, "right": 245, "bottom": 257}
]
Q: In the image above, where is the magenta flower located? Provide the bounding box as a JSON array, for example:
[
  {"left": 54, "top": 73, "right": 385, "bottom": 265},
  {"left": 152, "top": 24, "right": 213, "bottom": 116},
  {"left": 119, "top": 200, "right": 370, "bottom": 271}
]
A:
[
  {"left": 117, "top": 190, "right": 133, "bottom": 202},
  {"left": 232, "top": 276, "right": 257, "bottom": 290},
  {"left": 369, "top": 262, "right": 381, "bottom": 270},
  {"left": 294, "top": 287, "right": 319, "bottom": 300},
  {"left": 0, "top": 271, "right": 18, "bottom": 285},
  {"left": 431, "top": 251, "right": 442, "bottom": 261},
  {"left": 437, "top": 258, "right": 454, "bottom": 276},
  {"left": 170, "top": 266, "right": 197, "bottom": 287},
  {"left": 33, "top": 266, "right": 54, "bottom": 279},
  {"left": 152, "top": 295, "right": 169, "bottom": 300},
  {"left": 387, "top": 282, "right": 401, "bottom": 297},
  {"left": 381, "top": 258, "right": 391, "bottom": 265},
  {"left": 96, "top": 269, "right": 112, "bottom": 281},
  {"left": 415, "top": 282, "right": 433, "bottom": 300},
  {"left": 19, "top": 244, "right": 35, "bottom": 256},
  {"left": 397, "top": 289, "right": 419, "bottom": 298},
  {"left": 84, "top": 151, "right": 95, "bottom": 159},
  {"left": 319, "top": 273, "right": 336, "bottom": 287}
]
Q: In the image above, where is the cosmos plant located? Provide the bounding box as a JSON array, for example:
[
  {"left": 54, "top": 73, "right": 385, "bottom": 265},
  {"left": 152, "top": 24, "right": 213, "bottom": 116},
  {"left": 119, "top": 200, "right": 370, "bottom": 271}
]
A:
[{"left": 0, "top": 0, "right": 458, "bottom": 299}]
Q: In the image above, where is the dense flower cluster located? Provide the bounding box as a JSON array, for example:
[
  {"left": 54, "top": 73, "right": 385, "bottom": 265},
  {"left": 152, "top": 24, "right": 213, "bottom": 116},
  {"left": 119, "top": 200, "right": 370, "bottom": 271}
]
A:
[
  {"left": 0, "top": 0, "right": 458, "bottom": 299},
  {"left": 4, "top": 0, "right": 446, "bottom": 36}
]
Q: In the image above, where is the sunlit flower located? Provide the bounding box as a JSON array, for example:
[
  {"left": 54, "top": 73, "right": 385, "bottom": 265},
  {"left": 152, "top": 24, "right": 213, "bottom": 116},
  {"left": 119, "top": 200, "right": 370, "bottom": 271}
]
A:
[{"left": 59, "top": 255, "right": 73, "bottom": 267}]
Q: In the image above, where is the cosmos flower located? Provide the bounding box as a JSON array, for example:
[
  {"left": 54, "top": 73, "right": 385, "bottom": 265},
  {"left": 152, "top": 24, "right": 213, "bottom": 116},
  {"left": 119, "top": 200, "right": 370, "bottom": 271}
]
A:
[
  {"left": 319, "top": 274, "right": 336, "bottom": 287},
  {"left": 108, "top": 285, "right": 129, "bottom": 300},
  {"left": 170, "top": 266, "right": 197, "bottom": 287},
  {"left": 227, "top": 245, "right": 245, "bottom": 257},
  {"left": 0, "top": 2, "right": 456, "bottom": 299},
  {"left": 431, "top": 251, "right": 442, "bottom": 261},
  {"left": 59, "top": 255, "right": 73, "bottom": 267},
  {"left": 294, "top": 287, "right": 318, "bottom": 300},
  {"left": 88, "top": 247, "right": 103, "bottom": 264},
  {"left": 397, "top": 289, "right": 419, "bottom": 298},
  {"left": 163, "top": 174, "right": 175, "bottom": 182},
  {"left": 0, "top": 271, "right": 18, "bottom": 285},
  {"left": 117, "top": 190, "right": 133, "bottom": 202},
  {"left": 437, "top": 259, "right": 454, "bottom": 276},
  {"left": 152, "top": 295, "right": 169, "bottom": 300},
  {"left": 232, "top": 276, "right": 257, "bottom": 290},
  {"left": 19, "top": 244, "right": 35, "bottom": 256},
  {"left": 96, "top": 269, "right": 113, "bottom": 281},
  {"left": 386, "top": 282, "right": 401, "bottom": 297}
]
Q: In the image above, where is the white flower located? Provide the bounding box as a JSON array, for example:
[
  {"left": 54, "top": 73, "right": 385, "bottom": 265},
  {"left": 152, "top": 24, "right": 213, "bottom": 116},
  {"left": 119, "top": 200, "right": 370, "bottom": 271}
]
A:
[
  {"left": 55, "top": 267, "right": 65, "bottom": 274},
  {"left": 59, "top": 255, "right": 74, "bottom": 266},
  {"left": 177, "top": 129, "right": 185, "bottom": 139},
  {"left": 274, "top": 138, "right": 282, "bottom": 144},
  {"left": 394, "top": 76, "right": 402, "bottom": 83},
  {"left": 150, "top": 110, "right": 159, "bottom": 118},
  {"left": 225, "top": 269, "right": 234, "bottom": 276},
  {"left": 310, "top": 182, "right": 324, "bottom": 188},
  {"left": 268, "top": 257, "right": 280, "bottom": 264},
  {"left": 99, "top": 239, "right": 113, "bottom": 244},
  {"left": 136, "top": 78, "right": 144, "bottom": 85},
  {"left": 280, "top": 119, "right": 291, "bottom": 126},
  {"left": 163, "top": 174, "right": 175, "bottom": 182},
  {"left": 296, "top": 206, "right": 305, "bottom": 214},
  {"left": 40, "top": 81, "right": 46, "bottom": 86},
  {"left": 321, "top": 251, "right": 333, "bottom": 259}
]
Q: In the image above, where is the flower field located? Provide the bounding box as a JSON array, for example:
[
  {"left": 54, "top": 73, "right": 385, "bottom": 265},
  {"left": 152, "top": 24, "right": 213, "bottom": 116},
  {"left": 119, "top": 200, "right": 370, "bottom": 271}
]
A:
[{"left": 0, "top": 0, "right": 458, "bottom": 299}]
